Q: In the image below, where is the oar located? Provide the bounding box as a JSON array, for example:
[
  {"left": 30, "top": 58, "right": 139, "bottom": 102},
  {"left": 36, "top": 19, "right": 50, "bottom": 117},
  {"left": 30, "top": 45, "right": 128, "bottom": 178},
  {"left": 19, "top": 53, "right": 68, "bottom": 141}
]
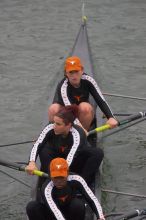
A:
[
  {"left": 0, "top": 169, "right": 30, "bottom": 188},
  {"left": 103, "top": 92, "right": 146, "bottom": 101},
  {"left": 0, "top": 140, "right": 34, "bottom": 148},
  {"left": 115, "top": 209, "right": 146, "bottom": 220},
  {"left": 88, "top": 111, "right": 146, "bottom": 136},
  {"left": 99, "top": 117, "right": 146, "bottom": 141},
  {"left": 0, "top": 158, "right": 49, "bottom": 178}
]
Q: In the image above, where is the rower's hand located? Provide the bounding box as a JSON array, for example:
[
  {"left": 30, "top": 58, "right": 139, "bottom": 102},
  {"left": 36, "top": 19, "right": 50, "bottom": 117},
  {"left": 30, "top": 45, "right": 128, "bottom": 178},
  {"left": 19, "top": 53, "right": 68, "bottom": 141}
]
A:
[
  {"left": 25, "top": 161, "right": 38, "bottom": 175},
  {"left": 106, "top": 117, "right": 118, "bottom": 128}
]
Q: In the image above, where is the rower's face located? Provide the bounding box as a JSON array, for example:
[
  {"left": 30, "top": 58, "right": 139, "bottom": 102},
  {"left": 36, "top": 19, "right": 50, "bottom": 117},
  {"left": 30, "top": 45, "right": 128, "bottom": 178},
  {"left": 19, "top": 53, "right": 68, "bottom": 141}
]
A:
[
  {"left": 66, "top": 70, "right": 83, "bottom": 87},
  {"left": 53, "top": 116, "right": 70, "bottom": 135},
  {"left": 52, "top": 176, "right": 67, "bottom": 189}
]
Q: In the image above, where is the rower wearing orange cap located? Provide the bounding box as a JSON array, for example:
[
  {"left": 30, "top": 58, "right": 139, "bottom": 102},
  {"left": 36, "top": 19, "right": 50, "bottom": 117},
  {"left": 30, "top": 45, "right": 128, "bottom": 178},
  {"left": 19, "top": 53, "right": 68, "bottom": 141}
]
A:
[
  {"left": 48, "top": 56, "right": 118, "bottom": 131},
  {"left": 26, "top": 158, "right": 105, "bottom": 220},
  {"left": 26, "top": 105, "right": 103, "bottom": 186}
]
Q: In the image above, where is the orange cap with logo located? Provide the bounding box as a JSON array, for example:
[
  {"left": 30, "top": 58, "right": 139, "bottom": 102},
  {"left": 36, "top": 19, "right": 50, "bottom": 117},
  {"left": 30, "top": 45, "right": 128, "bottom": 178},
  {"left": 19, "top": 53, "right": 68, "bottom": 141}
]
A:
[
  {"left": 64, "top": 56, "right": 83, "bottom": 72},
  {"left": 50, "top": 158, "right": 69, "bottom": 177}
]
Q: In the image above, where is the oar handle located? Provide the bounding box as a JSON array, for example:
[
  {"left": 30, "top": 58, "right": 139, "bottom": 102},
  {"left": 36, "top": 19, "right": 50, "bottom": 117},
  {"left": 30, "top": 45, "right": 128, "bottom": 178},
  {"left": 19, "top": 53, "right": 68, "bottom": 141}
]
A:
[
  {"left": 33, "top": 170, "right": 49, "bottom": 178},
  {"left": 88, "top": 124, "right": 110, "bottom": 136},
  {"left": 95, "top": 124, "right": 110, "bottom": 132},
  {"left": 88, "top": 111, "right": 146, "bottom": 136}
]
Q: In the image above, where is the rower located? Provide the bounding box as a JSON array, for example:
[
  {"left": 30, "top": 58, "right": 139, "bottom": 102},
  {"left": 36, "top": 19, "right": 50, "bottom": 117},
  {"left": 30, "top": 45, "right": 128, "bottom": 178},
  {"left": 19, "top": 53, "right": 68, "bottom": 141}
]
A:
[
  {"left": 26, "top": 105, "right": 104, "bottom": 186},
  {"left": 48, "top": 56, "right": 118, "bottom": 131},
  {"left": 26, "top": 157, "right": 105, "bottom": 220}
]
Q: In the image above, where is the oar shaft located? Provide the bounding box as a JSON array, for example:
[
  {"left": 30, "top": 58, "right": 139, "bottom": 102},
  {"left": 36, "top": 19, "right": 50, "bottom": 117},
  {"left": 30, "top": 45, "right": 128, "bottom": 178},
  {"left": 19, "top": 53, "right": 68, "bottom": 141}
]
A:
[
  {"left": 115, "top": 209, "right": 146, "bottom": 220},
  {"left": 0, "top": 158, "right": 49, "bottom": 178},
  {"left": 103, "top": 92, "right": 146, "bottom": 101},
  {"left": 0, "top": 169, "right": 30, "bottom": 188},
  {"left": 88, "top": 111, "right": 146, "bottom": 136},
  {"left": 99, "top": 117, "right": 146, "bottom": 141},
  {"left": 0, "top": 158, "right": 25, "bottom": 171},
  {"left": 119, "top": 112, "right": 146, "bottom": 125}
]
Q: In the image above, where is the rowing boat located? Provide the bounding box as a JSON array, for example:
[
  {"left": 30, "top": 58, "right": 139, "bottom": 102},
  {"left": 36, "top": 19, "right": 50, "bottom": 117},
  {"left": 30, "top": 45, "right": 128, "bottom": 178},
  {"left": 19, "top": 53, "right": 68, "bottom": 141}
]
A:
[
  {"left": 29, "top": 16, "right": 103, "bottom": 220},
  {"left": 70, "top": 17, "right": 103, "bottom": 220}
]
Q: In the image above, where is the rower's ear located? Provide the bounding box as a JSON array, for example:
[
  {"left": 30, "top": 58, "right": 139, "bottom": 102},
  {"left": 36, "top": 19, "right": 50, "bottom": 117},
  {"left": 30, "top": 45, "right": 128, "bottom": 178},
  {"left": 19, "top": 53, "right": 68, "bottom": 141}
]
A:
[{"left": 80, "top": 66, "right": 84, "bottom": 74}]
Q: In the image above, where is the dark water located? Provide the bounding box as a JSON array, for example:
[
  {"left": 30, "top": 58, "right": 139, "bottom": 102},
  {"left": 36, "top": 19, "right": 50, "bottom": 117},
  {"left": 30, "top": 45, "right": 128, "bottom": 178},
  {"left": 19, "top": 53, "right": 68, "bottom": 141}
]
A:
[{"left": 0, "top": 0, "right": 146, "bottom": 219}]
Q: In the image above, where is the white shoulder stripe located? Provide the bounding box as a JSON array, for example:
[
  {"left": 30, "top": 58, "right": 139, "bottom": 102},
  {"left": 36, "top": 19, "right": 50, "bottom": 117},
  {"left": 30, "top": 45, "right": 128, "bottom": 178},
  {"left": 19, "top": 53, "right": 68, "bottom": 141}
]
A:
[
  {"left": 30, "top": 124, "right": 54, "bottom": 161},
  {"left": 74, "top": 118, "right": 80, "bottom": 125},
  {"left": 66, "top": 127, "right": 80, "bottom": 166},
  {"left": 60, "top": 78, "right": 85, "bottom": 124},
  {"left": 81, "top": 74, "right": 105, "bottom": 100},
  {"left": 68, "top": 175, "right": 104, "bottom": 219},
  {"left": 61, "top": 78, "right": 71, "bottom": 105},
  {"left": 82, "top": 74, "right": 113, "bottom": 116},
  {"left": 44, "top": 181, "right": 65, "bottom": 220}
]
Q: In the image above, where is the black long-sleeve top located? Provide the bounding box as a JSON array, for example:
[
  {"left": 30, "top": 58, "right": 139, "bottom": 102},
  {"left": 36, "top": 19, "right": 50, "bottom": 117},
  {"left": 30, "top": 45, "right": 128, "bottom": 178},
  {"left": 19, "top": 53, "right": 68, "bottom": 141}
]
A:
[
  {"left": 29, "top": 123, "right": 87, "bottom": 167},
  {"left": 53, "top": 73, "right": 114, "bottom": 119},
  {"left": 42, "top": 174, "right": 104, "bottom": 220}
]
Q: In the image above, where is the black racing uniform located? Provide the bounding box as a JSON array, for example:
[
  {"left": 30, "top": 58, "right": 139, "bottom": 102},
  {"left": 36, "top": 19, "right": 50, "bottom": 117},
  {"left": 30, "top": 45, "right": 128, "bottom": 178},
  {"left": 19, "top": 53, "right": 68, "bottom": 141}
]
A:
[
  {"left": 29, "top": 123, "right": 103, "bottom": 184},
  {"left": 26, "top": 174, "right": 105, "bottom": 220},
  {"left": 53, "top": 73, "right": 114, "bottom": 119}
]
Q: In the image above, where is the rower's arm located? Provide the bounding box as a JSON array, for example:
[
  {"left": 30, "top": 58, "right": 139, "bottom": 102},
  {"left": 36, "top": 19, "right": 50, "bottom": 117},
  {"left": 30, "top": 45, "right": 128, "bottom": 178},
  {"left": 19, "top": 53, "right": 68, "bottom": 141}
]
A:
[
  {"left": 52, "top": 80, "right": 65, "bottom": 106},
  {"left": 88, "top": 78, "right": 114, "bottom": 119},
  {"left": 42, "top": 181, "right": 66, "bottom": 220},
  {"left": 80, "top": 182, "right": 105, "bottom": 219},
  {"left": 29, "top": 124, "right": 54, "bottom": 162},
  {"left": 66, "top": 126, "right": 87, "bottom": 166},
  {"left": 69, "top": 175, "right": 105, "bottom": 219}
]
